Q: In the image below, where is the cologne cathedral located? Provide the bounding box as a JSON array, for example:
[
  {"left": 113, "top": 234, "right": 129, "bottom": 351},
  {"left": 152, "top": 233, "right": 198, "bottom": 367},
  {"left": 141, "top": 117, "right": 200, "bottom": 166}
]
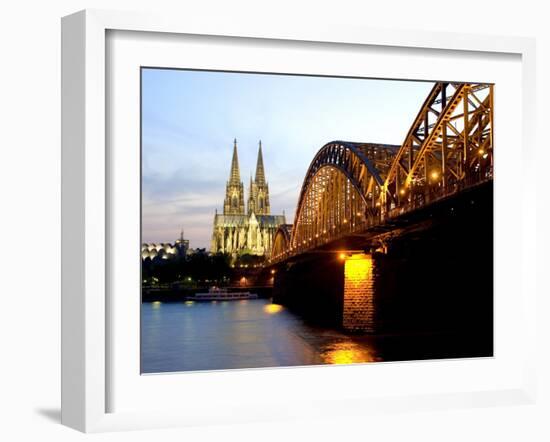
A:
[{"left": 210, "top": 139, "right": 286, "bottom": 257}]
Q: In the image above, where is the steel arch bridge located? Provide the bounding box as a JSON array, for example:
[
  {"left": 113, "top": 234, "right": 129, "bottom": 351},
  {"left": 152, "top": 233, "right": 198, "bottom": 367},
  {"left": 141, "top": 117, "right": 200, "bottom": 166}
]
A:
[{"left": 269, "top": 82, "right": 494, "bottom": 263}]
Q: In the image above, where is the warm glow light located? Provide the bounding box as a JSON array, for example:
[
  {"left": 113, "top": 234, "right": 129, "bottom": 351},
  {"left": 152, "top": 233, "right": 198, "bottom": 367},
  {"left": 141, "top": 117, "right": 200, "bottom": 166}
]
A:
[
  {"left": 399, "top": 189, "right": 405, "bottom": 195},
  {"left": 344, "top": 254, "right": 372, "bottom": 282},
  {"left": 270, "top": 269, "right": 276, "bottom": 275},
  {"left": 431, "top": 170, "right": 439, "bottom": 180},
  {"left": 263, "top": 304, "right": 283, "bottom": 315},
  {"left": 339, "top": 253, "right": 346, "bottom": 260},
  {"left": 321, "top": 342, "right": 377, "bottom": 364},
  {"left": 152, "top": 301, "right": 162, "bottom": 309},
  {"left": 478, "top": 148, "right": 485, "bottom": 155}
]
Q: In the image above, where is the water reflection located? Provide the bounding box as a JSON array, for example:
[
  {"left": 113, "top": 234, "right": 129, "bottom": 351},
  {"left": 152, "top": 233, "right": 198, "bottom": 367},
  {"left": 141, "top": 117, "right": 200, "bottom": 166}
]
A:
[
  {"left": 142, "top": 299, "right": 372, "bottom": 373},
  {"left": 263, "top": 303, "right": 284, "bottom": 315},
  {"left": 320, "top": 342, "right": 378, "bottom": 364}
]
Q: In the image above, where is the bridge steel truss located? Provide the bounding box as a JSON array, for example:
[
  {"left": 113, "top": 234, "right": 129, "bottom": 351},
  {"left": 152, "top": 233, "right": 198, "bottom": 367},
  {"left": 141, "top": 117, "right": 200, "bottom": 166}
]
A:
[
  {"left": 271, "top": 224, "right": 293, "bottom": 260},
  {"left": 269, "top": 82, "right": 494, "bottom": 263}
]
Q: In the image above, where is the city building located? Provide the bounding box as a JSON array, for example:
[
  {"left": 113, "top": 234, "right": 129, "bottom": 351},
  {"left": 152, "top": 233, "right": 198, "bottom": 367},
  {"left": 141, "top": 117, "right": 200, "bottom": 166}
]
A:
[{"left": 210, "top": 139, "right": 286, "bottom": 257}]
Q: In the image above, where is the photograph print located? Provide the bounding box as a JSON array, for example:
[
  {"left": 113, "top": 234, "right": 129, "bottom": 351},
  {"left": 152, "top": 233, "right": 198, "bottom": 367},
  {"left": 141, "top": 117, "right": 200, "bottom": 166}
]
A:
[{"left": 140, "top": 68, "right": 494, "bottom": 374}]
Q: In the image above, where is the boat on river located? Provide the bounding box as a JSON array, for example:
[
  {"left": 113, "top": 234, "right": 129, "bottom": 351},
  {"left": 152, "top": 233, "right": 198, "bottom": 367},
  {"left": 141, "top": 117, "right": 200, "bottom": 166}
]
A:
[{"left": 188, "top": 286, "right": 258, "bottom": 301}]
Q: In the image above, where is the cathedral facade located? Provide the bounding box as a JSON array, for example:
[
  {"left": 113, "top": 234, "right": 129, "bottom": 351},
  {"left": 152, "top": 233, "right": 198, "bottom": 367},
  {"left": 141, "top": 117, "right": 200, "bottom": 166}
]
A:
[{"left": 210, "top": 139, "right": 286, "bottom": 257}]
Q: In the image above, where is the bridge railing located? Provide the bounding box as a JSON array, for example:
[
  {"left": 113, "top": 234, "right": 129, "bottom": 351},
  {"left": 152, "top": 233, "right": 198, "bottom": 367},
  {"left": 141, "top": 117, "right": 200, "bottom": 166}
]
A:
[
  {"left": 383, "top": 167, "right": 493, "bottom": 220},
  {"left": 268, "top": 166, "right": 492, "bottom": 265}
]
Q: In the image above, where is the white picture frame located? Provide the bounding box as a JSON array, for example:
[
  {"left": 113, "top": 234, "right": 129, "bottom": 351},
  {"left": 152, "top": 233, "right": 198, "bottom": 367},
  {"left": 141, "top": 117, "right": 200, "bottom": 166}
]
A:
[{"left": 61, "top": 9, "right": 537, "bottom": 433}]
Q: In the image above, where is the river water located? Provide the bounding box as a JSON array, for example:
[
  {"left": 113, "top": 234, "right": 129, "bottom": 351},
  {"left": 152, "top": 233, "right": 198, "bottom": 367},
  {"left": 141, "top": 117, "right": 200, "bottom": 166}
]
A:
[{"left": 141, "top": 298, "right": 490, "bottom": 373}]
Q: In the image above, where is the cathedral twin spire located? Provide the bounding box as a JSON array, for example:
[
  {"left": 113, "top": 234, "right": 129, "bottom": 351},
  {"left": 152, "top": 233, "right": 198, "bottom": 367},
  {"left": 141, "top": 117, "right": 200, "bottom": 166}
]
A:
[
  {"left": 255, "top": 141, "right": 266, "bottom": 186},
  {"left": 229, "top": 138, "right": 241, "bottom": 185},
  {"left": 223, "top": 139, "right": 270, "bottom": 216}
]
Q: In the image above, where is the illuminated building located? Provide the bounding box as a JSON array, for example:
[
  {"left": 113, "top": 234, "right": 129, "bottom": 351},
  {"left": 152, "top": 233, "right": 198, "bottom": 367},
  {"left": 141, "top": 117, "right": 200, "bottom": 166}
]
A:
[{"left": 210, "top": 139, "right": 286, "bottom": 257}]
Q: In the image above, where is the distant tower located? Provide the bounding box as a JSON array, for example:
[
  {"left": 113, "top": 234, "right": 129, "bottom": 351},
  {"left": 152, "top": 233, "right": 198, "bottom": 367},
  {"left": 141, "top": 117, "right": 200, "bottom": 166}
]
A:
[
  {"left": 248, "top": 140, "right": 270, "bottom": 215},
  {"left": 175, "top": 227, "right": 189, "bottom": 256},
  {"left": 223, "top": 139, "right": 245, "bottom": 215}
]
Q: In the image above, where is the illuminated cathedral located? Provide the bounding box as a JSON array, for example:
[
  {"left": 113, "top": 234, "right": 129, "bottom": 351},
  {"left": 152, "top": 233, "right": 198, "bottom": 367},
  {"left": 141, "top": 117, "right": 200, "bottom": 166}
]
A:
[{"left": 210, "top": 139, "right": 286, "bottom": 257}]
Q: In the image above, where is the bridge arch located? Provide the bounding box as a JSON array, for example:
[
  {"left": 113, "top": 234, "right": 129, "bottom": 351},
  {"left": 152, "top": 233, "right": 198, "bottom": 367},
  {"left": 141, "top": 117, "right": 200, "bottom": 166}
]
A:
[
  {"left": 269, "top": 82, "right": 493, "bottom": 263},
  {"left": 271, "top": 224, "right": 293, "bottom": 261},
  {"left": 382, "top": 83, "right": 493, "bottom": 209},
  {"left": 289, "top": 142, "right": 397, "bottom": 252}
]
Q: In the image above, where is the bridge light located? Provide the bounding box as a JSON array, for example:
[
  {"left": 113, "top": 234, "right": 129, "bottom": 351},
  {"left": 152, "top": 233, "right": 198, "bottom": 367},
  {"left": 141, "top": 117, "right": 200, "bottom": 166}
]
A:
[
  {"left": 339, "top": 253, "right": 346, "bottom": 260},
  {"left": 431, "top": 170, "right": 439, "bottom": 180},
  {"left": 478, "top": 148, "right": 485, "bottom": 155},
  {"left": 399, "top": 189, "right": 406, "bottom": 195},
  {"left": 343, "top": 219, "right": 348, "bottom": 223},
  {"left": 270, "top": 269, "right": 276, "bottom": 275}
]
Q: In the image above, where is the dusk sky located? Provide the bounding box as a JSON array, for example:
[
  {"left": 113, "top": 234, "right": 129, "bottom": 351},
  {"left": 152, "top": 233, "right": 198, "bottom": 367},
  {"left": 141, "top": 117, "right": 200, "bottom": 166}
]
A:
[{"left": 141, "top": 68, "right": 434, "bottom": 248}]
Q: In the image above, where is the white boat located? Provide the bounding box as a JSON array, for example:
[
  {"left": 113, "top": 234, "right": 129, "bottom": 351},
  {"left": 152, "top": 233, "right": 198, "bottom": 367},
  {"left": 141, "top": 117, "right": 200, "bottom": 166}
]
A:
[{"left": 189, "top": 287, "right": 258, "bottom": 301}]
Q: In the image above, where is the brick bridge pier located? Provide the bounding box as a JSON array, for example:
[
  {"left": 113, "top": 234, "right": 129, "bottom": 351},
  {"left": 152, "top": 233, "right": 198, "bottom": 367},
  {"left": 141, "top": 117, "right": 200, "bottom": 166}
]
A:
[{"left": 272, "top": 181, "right": 493, "bottom": 336}]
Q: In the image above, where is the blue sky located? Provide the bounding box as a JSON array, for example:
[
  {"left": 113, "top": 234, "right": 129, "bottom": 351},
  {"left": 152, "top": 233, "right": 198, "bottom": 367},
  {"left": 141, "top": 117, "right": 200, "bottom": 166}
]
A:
[{"left": 141, "top": 68, "right": 434, "bottom": 247}]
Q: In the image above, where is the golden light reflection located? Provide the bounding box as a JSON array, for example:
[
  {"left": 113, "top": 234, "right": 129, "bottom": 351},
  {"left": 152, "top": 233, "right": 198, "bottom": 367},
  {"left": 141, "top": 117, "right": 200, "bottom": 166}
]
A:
[
  {"left": 263, "top": 303, "right": 284, "bottom": 315},
  {"left": 184, "top": 300, "right": 194, "bottom": 306},
  {"left": 321, "top": 342, "right": 378, "bottom": 364},
  {"left": 152, "top": 301, "right": 162, "bottom": 310}
]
